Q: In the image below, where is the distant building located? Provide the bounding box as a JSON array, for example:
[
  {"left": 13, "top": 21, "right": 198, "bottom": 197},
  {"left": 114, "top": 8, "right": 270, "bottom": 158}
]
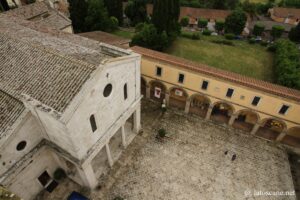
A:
[
  {"left": 5, "top": 1, "right": 73, "bottom": 33},
  {"left": 0, "top": 10, "right": 141, "bottom": 200},
  {"left": 269, "top": 7, "right": 300, "bottom": 25}
]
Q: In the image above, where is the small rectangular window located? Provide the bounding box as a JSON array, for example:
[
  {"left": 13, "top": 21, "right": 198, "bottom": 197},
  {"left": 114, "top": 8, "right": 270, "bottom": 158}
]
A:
[
  {"left": 226, "top": 88, "right": 234, "bottom": 98},
  {"left": 178, "top": 73, "right": 185, "bottom": 83},
  {"left": 279, "top": 105, "right": 289, "bottom": 115},
  {"left": 201, "top": 80, "right": 209, "bottom": 90},
  {"left": 90, "top": 114, "right": 97, "bottom": 132},
  {"left": 252, "top": 96, "right": 260, "bottom": 106},
  {"left": 124, "top": 83, "right": 128, "bottom": 100},
  {"left": 156, "top": 66, "right": 162, "bottom": 76}
]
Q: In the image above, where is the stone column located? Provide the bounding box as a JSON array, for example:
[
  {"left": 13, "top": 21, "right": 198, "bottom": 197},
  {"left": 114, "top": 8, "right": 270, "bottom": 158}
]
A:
[
  {"left": 121, "top": 125, "right": 127, "bottom": 148},
  {"left": 146, "top": 86, "right": 150, "bottom": 99},
  {"left": 105, "top": 143, "right": 113, "bottom": 167},
  {"left": 251, "top": 122, "right": 261, "bottom": 135},
  {"left": 276, "top": 131, "right": 287, "bottom": 142},
  {"left": 133, "top": 103, "right": 141, "bottom": 133},
  {"left": 205, "top": 104, "right": 214, "bottom": 120},
  {"left": 228, "top": 114, "right": 237, "bottom": 126},
  {"left": 77, "top": 163, "right": 98, "bottom": 189},
  {"left": 165, "top": 93, "right": 170, "bottom": 106},
  {"left": 184, "top": 99, "right": 191, "bottom": 114}
]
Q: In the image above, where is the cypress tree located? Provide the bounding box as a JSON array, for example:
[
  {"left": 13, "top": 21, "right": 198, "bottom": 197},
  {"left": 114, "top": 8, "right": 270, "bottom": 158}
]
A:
[
  {"left": 104, "top": 0, "right": 123, "bottom": 26},
  {"left": 68, "top": 0, "right": 88, "bottom": 33}
]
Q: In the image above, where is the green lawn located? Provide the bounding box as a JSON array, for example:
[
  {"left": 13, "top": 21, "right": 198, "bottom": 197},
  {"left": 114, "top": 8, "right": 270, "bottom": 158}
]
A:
[
  {"left": 165, "top": 35, "right": 274, "bottom": 82},
  {"left": 112, "top": 29, "right": 135, "bottom": 39}
]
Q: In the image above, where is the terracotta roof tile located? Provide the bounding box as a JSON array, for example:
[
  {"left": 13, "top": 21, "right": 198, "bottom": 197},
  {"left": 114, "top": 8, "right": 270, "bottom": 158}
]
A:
[
  {"left": 132, "top": 46, "right": 300, "bottom": 102},
  {"left": 273, "top": 7, "right": 300, "bottom": 20}
]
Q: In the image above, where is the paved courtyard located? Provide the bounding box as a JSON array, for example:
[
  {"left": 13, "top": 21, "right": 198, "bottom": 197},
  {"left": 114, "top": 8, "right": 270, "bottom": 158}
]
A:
[{"left": 38, "top": 100, "right": 297, "bottom": 200}]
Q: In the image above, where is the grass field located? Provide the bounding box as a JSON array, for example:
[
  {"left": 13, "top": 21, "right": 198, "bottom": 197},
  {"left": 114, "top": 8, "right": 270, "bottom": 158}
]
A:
[
  {"left": 112, "top": 29, "right": 135, "bottom": 39},
  {"left": 165, "top": 35, "right": 274, "bottom": 82}
]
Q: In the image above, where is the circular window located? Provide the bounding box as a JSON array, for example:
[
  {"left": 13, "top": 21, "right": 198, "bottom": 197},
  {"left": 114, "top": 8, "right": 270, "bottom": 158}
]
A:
[
  {"left": 103, "top": 84, "right": 112, "bottom": 97},
  {"left": 16, "top": 141, "right": 27, "bottom": 151}
]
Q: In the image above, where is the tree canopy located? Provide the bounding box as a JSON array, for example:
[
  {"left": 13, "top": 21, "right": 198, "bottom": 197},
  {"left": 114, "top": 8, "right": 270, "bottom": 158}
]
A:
[
  {"left": 125, "top": 0, "right": 148, "bottom": 26},
  {"left": 104, "top": 0, "right": 123, "bottom": 25},
  {"left": 289, "top": 23, "right": 300, "bottom": 43},
  {"left": 224, "top": 9, "right": 247, "bottom": 35},
  {"left": 68, "top": 0, "right": 88, "bottom": 33}
]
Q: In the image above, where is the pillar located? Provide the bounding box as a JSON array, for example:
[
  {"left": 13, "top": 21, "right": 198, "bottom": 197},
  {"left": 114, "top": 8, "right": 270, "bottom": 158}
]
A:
[
  {"left": 205, "top": 105, "right": 214, "bottom": 120},
  {"left": 228, "top": 114, "right": 237, "bottom": 126},
  {"left": 146, "top": 86, "right": 150, "bottom": 99},
  {"left": 276, "top": 131, "right": 287, "bottom": 142},
  {"left": 121, "top": 125, "right": 127, "bottom": 148},
  {"left": 133, "top": 103, "right": 141, "bottom": 133},
  {"left": 165, "top": 93, "right": 170, "bottom": 106},
  {"left": 105, "top": 143, "right": 113, "bottom": 167},
  {"left": 184, "top": 99, "right": 191, "bottom": 114},
  {"left": 251, "top": 122, "right": 261, "bottom": 135},
  {"left": 77, "top": 163, "right": 98, "bottom": 189}
]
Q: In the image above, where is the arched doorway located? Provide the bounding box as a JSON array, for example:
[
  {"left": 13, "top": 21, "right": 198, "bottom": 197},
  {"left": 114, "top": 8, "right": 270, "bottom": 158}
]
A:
[
  {"left": 150, "top": 80, "right": 166, "bottom": 103},
  {"left": 232, "top": 110, "right": 259, "bottom": 132},
  {"left": 256, "top": 118, "right": 286, "bottom": 141},
  {"left": 189, "top": 94, "right": 211, "bottom": 118},
  {"left": 211, "top": 102, "right": 234, "bottom": 124},
  {"left": 141, "top": 77, "right": 147, "bottom": 97},
  {"left": 281, "top": 127, "right": 300, "bottom": 148},
  {"left": 169, "top": 87, "right": 188, "bottom": 110}
]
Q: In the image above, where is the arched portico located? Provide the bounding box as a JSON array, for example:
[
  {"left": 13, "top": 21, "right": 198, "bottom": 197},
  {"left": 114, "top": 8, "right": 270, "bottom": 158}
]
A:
[
  {"left": 232, "top": 109, "right": 260, "bottom": 132},
  {"left": 168, "top": 87, "right": 188, "bottom": 110},
  {"left": 256, "top": 118, "right": 287, "bottom": 141},
  {"left": 210, "top": 101, "right": 235, "bottom": 124},
  {"left": 281, "top": 127, "right": 300, "bottom": 148},
  {"left": 150, "top": 80, "right": 167, "bottom": 103},
  {"left": 141, "top": 77, "right": 147, "bottom": 97},
  {"left": 189, "top": 94, "right": 211, "bottom": 118}
]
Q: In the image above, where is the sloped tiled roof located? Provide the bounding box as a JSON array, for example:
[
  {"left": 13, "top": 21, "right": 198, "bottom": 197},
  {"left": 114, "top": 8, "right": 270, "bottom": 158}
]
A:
[
  {"left": 132, "top": 46, "right": 300, "bottom": 102},
  {"left": 273, "top": 7, "right": 300, "bottom": 20}
]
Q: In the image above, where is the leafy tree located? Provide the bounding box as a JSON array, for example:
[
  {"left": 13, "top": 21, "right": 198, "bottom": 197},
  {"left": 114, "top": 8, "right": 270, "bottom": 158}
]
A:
[
  {"left": 152, "top": 0, "right": 180, "bottom": 37},
  {"left": 224, "top": 9, "right": 247, "bottom": 35},
  {"left": 180, "top": 16, "right": 189, "bottom": 27},
  {"left": 85, "top": 0, "right": 111, "bottom": 32},
  {"left": 215, "top": 20, "right": 225, "bottom": 33},
  {"left": 198, "top": 18, "right": 208, "bottom": 29},
  {"left": 271, "top": 25, "right": 284, "bottom": 40},
  {"left": 242, "top": 0, "right": 256, "bottom": 18},
  {"left": 104, "top": 0, "right": 123, "bottom": 25},
  {"left": 289, "top": 23, "right": 300, "bottom": 43},
  {"left": 212, "top": 0, "right": 226, "bottom": 9},
  {"left": 130, "top": 23, "right": 169, "bottom": 51},
  {"left": 253, "top": 23, "right": 265, "bottom": 36},
  {"left": 68, "top": 0, "right": 88, "bottom": 33},
  {"left": 124, "top": 0, "right": 148, "bottom": 26},
  {"left": 110, "top": 16, "right": 119, "bottom": 30},
  {"left": 279, "top": 0, "right": 300, "bottom": 8}
]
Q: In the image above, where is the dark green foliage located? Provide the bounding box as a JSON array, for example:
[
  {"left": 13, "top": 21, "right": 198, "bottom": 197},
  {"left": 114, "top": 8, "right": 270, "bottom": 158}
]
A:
[
  {"left": 202, "top": 29, "right": 212, "bottom": 36},
  {"left": 274, "top": 39, "right": 300, "bottom": 89},
  {"left": 104, "top": 0, "right": 123, "bottom": 25},
  {"left": 279, "top": 0, "right": 300, "bottom": 8},
  {"left": 110, "top": 16, "right": 119, "bottom": 30},
  {"left": 289, "top": 23, "right": 300, "bottom": 43},
  {"left": 158, "top": 128, "right": 167, "bottom": 138},
  {"left": 211, "top": 39, "right": 234, "bottom": 46},
  {"left": 197, "top": 18, "right": 208, "bottom": 29},
  {"left": 248, "top": 38, "right": 256, "bottom": 44},
  {"left": 125, "top": 0, "right": 148, "bottom": 26},
  {"left": 53, "top": 168, "right": 66, "bottom": 181},
  {"left": 260, "top": 40, "right": 269, "bottom": 46},
  {"left": 215, "top": 20, "right": 225, "bottom": 33},
  {"left": 135, "top": 22, "right": 146, "bottom": 32},
  {"left": 180, "top": 16, "right": 189, "bottom": 27},
  {"left": 130, "top": 24, "right": 169, "bottom": 51},
  {"left": 68, "top": 0, "right": 88, "bottom": 33},
  {"left": 253, "top": 23, "right": 265, "bottom": 36},
  {"left": 225, "top": 9, "right": 247, "bottom": 35},
  {"left": 152, "top": 0, "right": 180, "bottom": 36},
  {"left": 181, "top": 32, "right": 200, "bottom": 40},
  {"left": 85, "top": 0, "right": 111, "bottom": 32},
  {"left": 271, "top": 25, "right": 284, "bottom": 40},
  {"left": 225, "top": 33, "right": 235, "bottom": 40}
]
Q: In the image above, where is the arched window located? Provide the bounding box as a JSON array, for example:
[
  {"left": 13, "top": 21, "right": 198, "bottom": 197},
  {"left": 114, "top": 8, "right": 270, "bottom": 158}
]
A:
[
  {"left": 90, "top": 114, "right": 97, "bottom": 132},
  {"left": 124, "top": 83, "right": 128, "bottom": 100}
]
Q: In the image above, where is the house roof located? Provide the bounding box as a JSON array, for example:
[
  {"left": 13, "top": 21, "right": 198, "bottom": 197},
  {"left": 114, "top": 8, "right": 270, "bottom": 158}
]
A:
[
  {"left": 132, "top": 46, "right": 300, "bottom": 102},
  {"left": 78, "top": 31, "right": 130, "bottom": 49},
  {"left": 0, "top": 14, "right": 131, "bottom": 137},
  {"left": 273, "top": 7, "right": 300, "bottom": 20},
  {"left": 5, "top": 1, "right": 71, "bottom": 30}
]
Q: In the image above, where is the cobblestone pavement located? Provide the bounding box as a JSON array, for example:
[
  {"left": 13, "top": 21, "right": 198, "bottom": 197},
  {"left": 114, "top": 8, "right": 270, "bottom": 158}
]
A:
[{"left": 39, "top": 100, "right": 297, "bottom": 200}]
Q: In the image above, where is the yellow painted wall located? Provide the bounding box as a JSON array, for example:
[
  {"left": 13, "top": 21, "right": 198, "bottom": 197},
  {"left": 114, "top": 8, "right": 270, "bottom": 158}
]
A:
[{"left": 141, "top": 57, "right": 300, "bottom": 129}]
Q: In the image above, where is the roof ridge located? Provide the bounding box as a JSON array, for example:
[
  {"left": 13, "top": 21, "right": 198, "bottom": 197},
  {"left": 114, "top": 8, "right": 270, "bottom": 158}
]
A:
[{"left": 0, "top": 33, "right": 96, "bottom": 70}]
